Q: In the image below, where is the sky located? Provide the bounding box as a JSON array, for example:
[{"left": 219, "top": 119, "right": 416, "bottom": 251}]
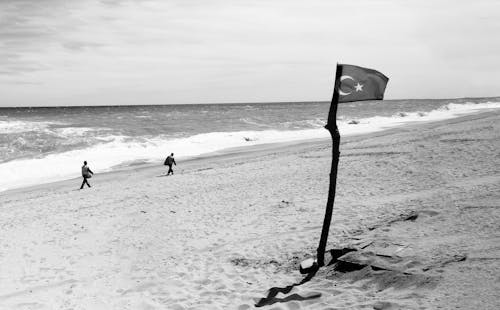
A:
[{"left": 1, "top": 0, "right": 499, "bottom": 107}]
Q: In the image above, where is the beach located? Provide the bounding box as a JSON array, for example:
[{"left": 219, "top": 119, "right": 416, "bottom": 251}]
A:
[{"left": 0, "top": 110, "right": 499, "bottom": 309}]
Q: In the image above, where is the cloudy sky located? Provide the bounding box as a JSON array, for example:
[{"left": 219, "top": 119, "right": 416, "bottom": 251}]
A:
[{"left": 1, "top": 0, "right": 499, "bottom": 107}]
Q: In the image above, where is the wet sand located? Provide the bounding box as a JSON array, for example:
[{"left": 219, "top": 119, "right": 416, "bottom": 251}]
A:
[{"left": 0, "top": 110, "right": 499, "bottom": 309}]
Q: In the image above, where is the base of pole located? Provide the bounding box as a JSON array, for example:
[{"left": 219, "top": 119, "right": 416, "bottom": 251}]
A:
[{"left": 299, "top": 258, "right": 319, "bottom": 274}]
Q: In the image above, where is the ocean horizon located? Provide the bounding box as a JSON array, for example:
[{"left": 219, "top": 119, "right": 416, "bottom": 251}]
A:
[{"left": 1, "top": 96, "right": 499, "bottom": 109}]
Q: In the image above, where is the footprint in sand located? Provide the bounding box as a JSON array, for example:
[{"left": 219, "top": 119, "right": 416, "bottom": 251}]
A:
[
  {"left": 12, "top": 302, "right": 46, "bottom": 309},
  {"left": 419, "top": 210, "right": 440, "bottom": 217}
]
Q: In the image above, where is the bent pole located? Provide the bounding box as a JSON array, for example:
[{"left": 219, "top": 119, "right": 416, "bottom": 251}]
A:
[{"left": 317, "top": 64, "right": 342, "bottom": 267}]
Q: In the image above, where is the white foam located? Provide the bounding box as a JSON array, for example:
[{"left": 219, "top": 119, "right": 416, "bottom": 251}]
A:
[
  {"left": 55, "top": 127, "right": 104, "bottom": 137},
  {"left": 281, "top": 118, "right": 326, "bottom": 129},
  {"left": 338, "top": 101, "right": 500, "bottom": 135},
  {"left": 0, "top": 119, "right": 104, "bottom": 138},
  {"left": 0, "top": 120, "right": 62, "bottom": 134},
  {"left": 1, "top": 101, "right": 499, "bottom": 191}
]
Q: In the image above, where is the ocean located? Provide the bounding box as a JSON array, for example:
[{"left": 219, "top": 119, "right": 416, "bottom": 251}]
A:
[{"left": 1, "top": 98, "right": 499, "bottom": 191}]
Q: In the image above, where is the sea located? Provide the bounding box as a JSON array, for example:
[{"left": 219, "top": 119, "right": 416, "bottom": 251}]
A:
[{"left": 1, "top": 97, "right": 499, "bottom": 192}]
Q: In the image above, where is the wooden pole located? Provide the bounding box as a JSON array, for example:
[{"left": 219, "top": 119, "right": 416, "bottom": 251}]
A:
[{"left": 317, "top": 64, "right": 342, "bottom": 267}]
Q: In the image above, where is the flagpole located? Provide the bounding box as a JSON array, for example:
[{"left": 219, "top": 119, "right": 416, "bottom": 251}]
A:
[{"left": 317, "top": 63, "right": 343, "bottom": 267}]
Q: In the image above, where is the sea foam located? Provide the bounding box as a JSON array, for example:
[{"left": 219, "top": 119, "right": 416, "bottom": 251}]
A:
[{"left": 0, "top": 120, "right": 64, "bottom": 134}]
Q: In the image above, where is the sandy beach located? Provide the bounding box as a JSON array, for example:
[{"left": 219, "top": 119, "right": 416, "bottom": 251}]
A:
[{"left": 0, "top": 110, "right": 499, "bottom": 309}]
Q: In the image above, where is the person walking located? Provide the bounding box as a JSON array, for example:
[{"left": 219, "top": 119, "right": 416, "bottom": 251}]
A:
[
  {"left": 80, "top": 161, "right": 94, "bottom": 189},
  {"left": 164, "top": 153, "right": 176, "bottom": 175}
]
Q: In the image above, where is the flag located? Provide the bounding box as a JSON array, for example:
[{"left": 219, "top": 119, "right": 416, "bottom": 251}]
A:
[{"left": 335, "top": 64, "right": 389, "bottom": 103}]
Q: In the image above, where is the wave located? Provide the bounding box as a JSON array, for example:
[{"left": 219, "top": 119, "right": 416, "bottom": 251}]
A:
[
  {"left": 0, "top": 119, "right": 106, "bottom": 137},
  {"left": 0, "top": 123, "right": 111, "bottom": 163},
  {"left": 0, "top": 120, "right": 66, "bottom": 134},
  {"left": 55, "top": 127, "right": 107, "bottom": 137},
  {"left": 338, "top": 101, "right": 500, "bottom": 135},
  {"left": 0, "top": 101, "right": 499, "bottom": 191},
  {"left": 279, "top": 118, "right": 326, "bottom": 129},
  {"left": 239, "top": 118, "right": 272, "bottom": 128}
]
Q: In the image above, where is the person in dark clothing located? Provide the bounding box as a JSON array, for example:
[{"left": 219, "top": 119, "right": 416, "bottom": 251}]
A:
[
  {"left": 164, "top": 153, "right": 176, "bottom": 175},
  {"left": 80, "top": 161, "right": 94, "bottom": 189}
]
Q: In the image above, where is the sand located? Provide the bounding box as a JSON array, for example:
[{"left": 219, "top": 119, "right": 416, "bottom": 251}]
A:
[{"left": 0, "top": 110, "right": 499, "bottom": 310}]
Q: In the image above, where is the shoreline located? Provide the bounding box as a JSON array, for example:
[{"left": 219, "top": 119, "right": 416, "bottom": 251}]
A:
[
  {"left": 2, "top": 101, "right": 499, "bottom": 194},
  {"left": 0, "top": 109, "right": 495, "bottom": 197},
  {"left": 1, "top": 109, "right": 495, "bottom": 197}
]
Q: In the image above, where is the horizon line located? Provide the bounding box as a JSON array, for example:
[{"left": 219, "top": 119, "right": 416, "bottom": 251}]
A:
[{"left": 1, "top": 95, "right": 499, "bottom": 109}]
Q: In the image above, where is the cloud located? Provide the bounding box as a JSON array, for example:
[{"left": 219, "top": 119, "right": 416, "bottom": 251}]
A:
[
  {"left": 0, "top": 0, "right": 499, "bottom": 106},
  {"left": 62, "top": 41, "right": 107, "bottom": 52}
]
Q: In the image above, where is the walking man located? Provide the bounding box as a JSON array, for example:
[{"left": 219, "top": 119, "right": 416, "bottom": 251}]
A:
[
  {"left": 80, "top": 161, "right": 94, "bottom": 189},
  {"left": 164, "top": 153, "right": 176, "bottom": 175}
]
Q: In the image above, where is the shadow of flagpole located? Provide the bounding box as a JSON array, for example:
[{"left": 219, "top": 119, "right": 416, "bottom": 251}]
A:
[{"left": 254, "top": 270, "right": 321, "bottom": 307}]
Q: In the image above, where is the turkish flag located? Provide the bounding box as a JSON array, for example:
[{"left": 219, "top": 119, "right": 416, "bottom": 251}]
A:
[{"left": 336, "top": 64, "right": 389, "bottom": 103}]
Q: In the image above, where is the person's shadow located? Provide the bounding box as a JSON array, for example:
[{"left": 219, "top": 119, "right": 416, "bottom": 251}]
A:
[{"left": 255, "top": 270, "right": 321, "bottom": 307}]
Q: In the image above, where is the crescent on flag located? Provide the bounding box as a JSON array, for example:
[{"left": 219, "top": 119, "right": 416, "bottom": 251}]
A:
[{"left": 338, "top": 75, "right": 354, "bottom": 96}]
